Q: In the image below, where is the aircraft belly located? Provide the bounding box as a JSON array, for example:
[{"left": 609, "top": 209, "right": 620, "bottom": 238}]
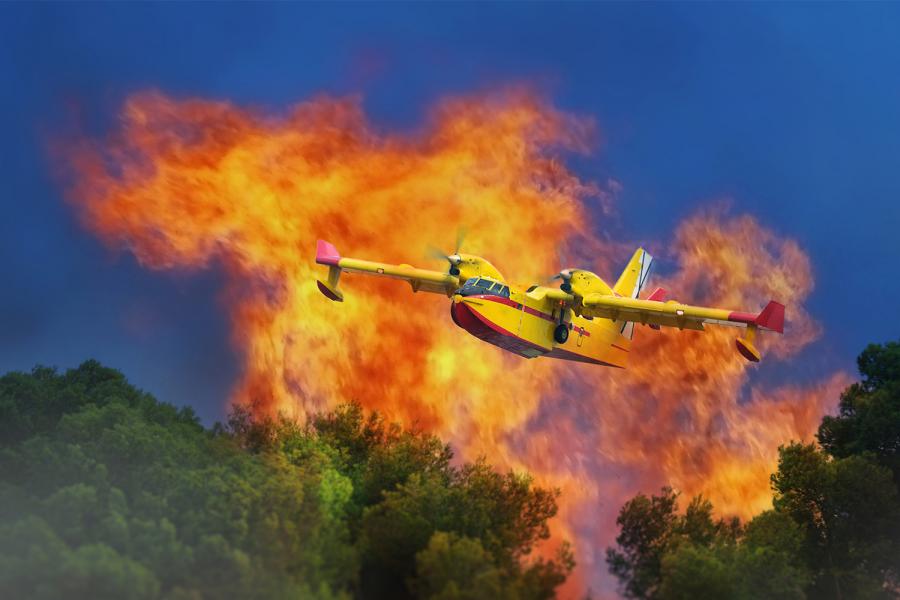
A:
[
  {"left": 450, "top": 296, "right": 631, "bottom": 368},
  {"left": 450, "top": 297, "right": 551, "bottom": 358},
  {"left": 546, "top": 317, "right": 629, "bottom": 368}
]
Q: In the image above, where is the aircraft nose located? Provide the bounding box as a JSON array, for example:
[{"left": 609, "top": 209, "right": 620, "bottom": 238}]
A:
[{"left": 447, "top": 254, "right": 462, "bottom": 266}]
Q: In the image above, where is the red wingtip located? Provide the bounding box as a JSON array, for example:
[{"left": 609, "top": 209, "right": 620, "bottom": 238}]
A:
[
  {"left": 316, "top": 240, "right": 341, "bottom": 266},
  {"left": 646, "top": 287, "right": 668, "bottom": 302},
  {"left": 755, "top": 301, "right": 785, "bottom": 333}
]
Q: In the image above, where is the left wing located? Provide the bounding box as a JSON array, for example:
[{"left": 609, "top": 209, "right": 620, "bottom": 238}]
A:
[
  {"left": 315, "top": 240, "right": 459, "bottom": 301},
  {"left": 579, "top": 293, "right": 785, "bottom": 362}
]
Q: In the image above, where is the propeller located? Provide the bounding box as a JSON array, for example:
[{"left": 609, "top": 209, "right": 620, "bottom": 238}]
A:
[
  {"left": 427, "top": 227, "right": 468, "bottom": 276},
  {"left": 544, "top": 245, "right": 587, "bottom": 293},
  {"left": 552, "top": 269, "right": 576, "bottom": 293}
]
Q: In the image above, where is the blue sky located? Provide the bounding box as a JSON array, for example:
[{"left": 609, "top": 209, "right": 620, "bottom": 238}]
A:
[{"left": 2, "top": 3, "right": 899, "bottom": 422}]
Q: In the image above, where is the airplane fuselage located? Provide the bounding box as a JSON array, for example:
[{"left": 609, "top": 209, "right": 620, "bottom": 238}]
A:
[{"left": 449, "top": 278, "right": 632, "bottom": 367}]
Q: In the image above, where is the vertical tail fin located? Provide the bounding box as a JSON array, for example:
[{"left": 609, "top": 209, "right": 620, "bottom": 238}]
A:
[
  {"left": 755, "top": 300, "right": 785, "bottom": 333},
  {"left": 613, "top": 248, "right": 653, "bottom": 340},
  {"left": 613, "top": 248, "right": 653, "bottom": 298}
]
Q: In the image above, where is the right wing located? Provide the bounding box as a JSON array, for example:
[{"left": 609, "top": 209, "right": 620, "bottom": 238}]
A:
[
  {"left": 579, "top": 293, "right": 785, "bottom": 334},
  {"left": 579, "top": 293, "right": 785, "bottom": 362},
  {"left": 315, "top": 240, "right": 459, "bottom": 301}
]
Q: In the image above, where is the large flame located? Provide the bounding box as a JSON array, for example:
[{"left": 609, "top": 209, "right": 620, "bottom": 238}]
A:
[{"left": 63, "top": 89, "right": 848, "bottom": 597}]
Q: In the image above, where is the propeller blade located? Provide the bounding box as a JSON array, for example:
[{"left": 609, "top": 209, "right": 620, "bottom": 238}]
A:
[
  {"left": 454, "top": 226, "right": 468, "bottom": 255},
  {"left": 556, "top": 245, "right": 570, "bottom": 272},
  {"left": 426, "top": 245, "right": 449, "bottom": 261}
]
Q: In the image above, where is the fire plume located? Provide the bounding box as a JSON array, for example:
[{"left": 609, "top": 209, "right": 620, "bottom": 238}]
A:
[{"left": 63, "top": 89, "right": 847, "bottom": 597}]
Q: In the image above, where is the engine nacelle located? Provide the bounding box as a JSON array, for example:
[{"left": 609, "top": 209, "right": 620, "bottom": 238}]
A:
[
  {"left": 453, "top": 253, "right": 505, "bottom": 284},
  {"left": 565, "top": 270, "right": 613, "bottom": 298}
]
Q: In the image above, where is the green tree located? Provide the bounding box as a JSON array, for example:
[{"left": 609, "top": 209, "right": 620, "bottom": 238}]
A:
[
  {"left": 657, "top": 533, "right": 809, "bottom": 600},
  {"left": 819, "top": 341, "right": 900, "bottom": 484},
  {"left": 606, "top": 488, "right": 733, "bottom": 599},
  {"left": 0, "top": 361, "right": 572, "bottom": 600},
  {"left": 310, "top": 402, "right": 454, "bottom": 512},
  {"left": 657, "top": 542, "right": 733, "bottom": 600},
  {"left": 609, "top": 341, "right": 900, "bottom": 600},
  {"left": 771, "top": 442, "right": 899, "bottom": 599},
  {"left": 607, "top": 490, "right": 810, "bottom": 600},
  {"left": 411, "top": 532, "right": 504, "bottom": 600},
  {"left": 360, "top": 462, "right": 570, "bottom": 599},
  {"left": 605, "top": 487, "right": 679, "bottom": 599},
  {"left": 732, "top": 510, "right": 810, "bottom": 600}
]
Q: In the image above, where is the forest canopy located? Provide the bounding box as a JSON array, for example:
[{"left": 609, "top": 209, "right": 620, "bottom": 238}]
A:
[
  {"left": 0, "top": 361, "right": 572, "bottom": 600},
  {"left": 607, "top": 340, "right": 900, "bottom": 600},
  {"left": 4, "top": 341, "right": 899, "bottom": 599}
]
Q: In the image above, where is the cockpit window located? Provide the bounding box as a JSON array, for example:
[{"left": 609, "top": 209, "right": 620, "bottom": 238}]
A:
[{"left": 458, "top": 277, "right": 510, "bottom": 298}]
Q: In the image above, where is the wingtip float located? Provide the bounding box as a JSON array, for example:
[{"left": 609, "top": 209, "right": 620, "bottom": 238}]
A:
[{"left": 315, "top": 239, "right": 784, "bottom": 366}]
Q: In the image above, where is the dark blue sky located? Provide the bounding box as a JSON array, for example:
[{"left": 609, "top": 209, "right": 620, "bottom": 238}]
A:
[{"left": 2, "top": 3, "right": 898, "bottom": 423}]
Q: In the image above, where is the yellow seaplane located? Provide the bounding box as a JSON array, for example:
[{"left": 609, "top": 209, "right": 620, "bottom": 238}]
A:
[{"left": 314, "top": 239, "right": 784, "bottom": 367}]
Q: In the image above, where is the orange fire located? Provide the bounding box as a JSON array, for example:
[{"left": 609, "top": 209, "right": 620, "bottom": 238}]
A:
[{"left": 63, "top": 89, "right": 849, "bottom": 597}]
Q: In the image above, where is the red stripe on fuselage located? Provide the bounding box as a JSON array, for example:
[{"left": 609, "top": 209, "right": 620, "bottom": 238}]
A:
[
  {"left": 473, "top": 294, "right": 593, "bottom": 337},
  {"left": 571, "top": 325, "right": 591, "bottom": 337},
  {"left": 472, "top": 295, "right": 556, "bottom": 322},
  {"left": 727, "top": 311, "right": 757, "bottom": 325}
]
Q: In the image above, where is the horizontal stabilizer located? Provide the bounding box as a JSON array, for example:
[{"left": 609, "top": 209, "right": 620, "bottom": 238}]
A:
[{"left": 646, "top": 287, "right": 668, "bottom": 302}]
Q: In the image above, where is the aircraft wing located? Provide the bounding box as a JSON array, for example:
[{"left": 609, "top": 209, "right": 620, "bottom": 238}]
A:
[
  {"left": 315, "top": 240, "right": 459, "bottom": 301},
  {"left": 525, "top": 286, "right": 575, "bottom": 303},
  {"left": 579, "top": 293, "right": 785, "bottom": 334}
]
